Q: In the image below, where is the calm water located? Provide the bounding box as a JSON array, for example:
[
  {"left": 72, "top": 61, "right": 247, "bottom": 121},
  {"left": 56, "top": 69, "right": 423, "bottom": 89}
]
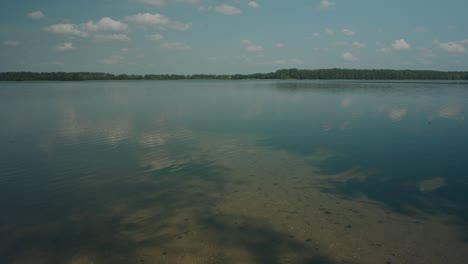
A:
[{"left": 1, "top": 80, "right": 468, "bottom": 264}]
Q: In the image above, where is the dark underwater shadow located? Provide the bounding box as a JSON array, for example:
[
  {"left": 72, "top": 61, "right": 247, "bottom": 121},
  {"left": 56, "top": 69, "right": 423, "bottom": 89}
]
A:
[
  {"left": 197, "top": 213, "right": 353, "bottom": 264},
  {"left": 0, "top": 147, "right": 233, "bottom": 262},
  {"left": 257, "top": 135, "right": 468, "bottom": 244},
  {"left": 0, "top": 155, "right": 357, "bottom": 264}
]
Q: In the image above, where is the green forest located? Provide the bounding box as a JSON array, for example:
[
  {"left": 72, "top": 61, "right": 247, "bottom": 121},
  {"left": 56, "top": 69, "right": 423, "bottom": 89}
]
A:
[{"left": 1, "top": 68, "right": 468, "bottom": 81}]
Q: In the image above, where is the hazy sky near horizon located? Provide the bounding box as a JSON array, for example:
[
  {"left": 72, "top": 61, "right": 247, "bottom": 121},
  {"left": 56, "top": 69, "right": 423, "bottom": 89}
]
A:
[{"left": 1, "top": 0, "right": 468, "bottom": 74}]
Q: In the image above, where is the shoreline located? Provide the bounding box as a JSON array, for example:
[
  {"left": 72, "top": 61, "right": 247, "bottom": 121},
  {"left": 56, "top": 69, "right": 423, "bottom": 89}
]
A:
[{"left": 1, "top": 68, "right": 468, "bottom": 81}]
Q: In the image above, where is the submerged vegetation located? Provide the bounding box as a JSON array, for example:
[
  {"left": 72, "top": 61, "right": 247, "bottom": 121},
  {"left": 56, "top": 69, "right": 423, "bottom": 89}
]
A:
[{"left": 1, "top": 68, "right": 468, "bottom": 81}]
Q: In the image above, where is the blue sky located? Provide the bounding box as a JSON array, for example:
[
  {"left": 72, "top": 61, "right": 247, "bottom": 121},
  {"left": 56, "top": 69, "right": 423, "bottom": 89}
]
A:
[{"left": 1, "top": 0, "right": 467, "bottom": 74}]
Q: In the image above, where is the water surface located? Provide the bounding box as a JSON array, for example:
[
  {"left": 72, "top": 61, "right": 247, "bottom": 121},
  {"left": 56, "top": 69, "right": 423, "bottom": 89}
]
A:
[{"left": 1, "top": 80, "right": 467, "bottom": 264}]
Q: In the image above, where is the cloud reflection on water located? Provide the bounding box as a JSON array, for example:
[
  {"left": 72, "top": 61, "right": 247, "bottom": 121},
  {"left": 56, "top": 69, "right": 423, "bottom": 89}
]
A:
[
  {"left": 388, "top": 107, "right": 408, "bottom": 121},
  {"left": 2, "top": 81, "right": 468, "bottom": 264},
  {"left": 438, "top": 102, "right": 464, "bottom": 120}
]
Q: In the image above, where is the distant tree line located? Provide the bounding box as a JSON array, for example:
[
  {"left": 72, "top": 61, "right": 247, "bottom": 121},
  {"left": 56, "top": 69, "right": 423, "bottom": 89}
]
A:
[{"left": 1, "top": 68, "right": 468, "bottom": 81}]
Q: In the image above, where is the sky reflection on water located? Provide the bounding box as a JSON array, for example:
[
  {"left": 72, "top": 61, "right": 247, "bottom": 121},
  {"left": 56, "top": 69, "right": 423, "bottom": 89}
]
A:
[{"left": 0, "top": 80, "right": 467, "bottom": 264}]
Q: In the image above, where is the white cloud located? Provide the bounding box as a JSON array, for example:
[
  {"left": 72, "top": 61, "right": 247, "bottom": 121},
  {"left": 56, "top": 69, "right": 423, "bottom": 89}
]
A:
[
  {"left": 121, "top": 48, "right": 130, "bottom": 52},
  {"left": 176, "top": 0, "right": 200, "bottom": 4},
  {"left": 146, "top": 34, "right": 165, "bottom": 40},
  {"left": 241, "top": 39, "right": 263, "bottom": 52},
  {"left": 248, "top": 1, "right": 260, "bottom": 8},
  {"left": 264, "top": 58, "right": 304, "bottom": 67},
  {"left": 101, "top": 55, "right": 123, "bottom": 65},
  {"left": 320, "top": 0, "right": 335, "bottom": 9},
  {"left": 333, "top": 41, "right": 367, "bottom": 48},
  {"left": 125, "top": 13, "right": 191, "bottom": 31},
  {"left": 276, "top": 42, "right": 284, "bottom": 48},
  {"left": 392, "top": 39, "right": 411, "bottom": 50},
  {"left": 201, "top": 5, "right": 242, "bottom": 15},
  {"left": 136, "top": 0, "right": 166, "bottom": 5},
  {"left": 2, "top": 40, "right": 19, "bottom": 47},
  {"left": 434, "top": 40, "right": 465, "bottom": 53},
  {"left": 55, "top": 42, "right": 76, "bottom": 51},
  {"left": 84, "top": 17, "right": 128, "bottom": 32},
  {"left": 324, "top": 28, "right": 334, "bottom": 36},
  {"left": 342, "top": 29, "right": 355, "bottom": 36},
  {"left": 247, "top": 45, "right": 264, "bottom": 52},
  {"left": 27, "top": 11, "right": 45, "bottom": 20},
  {"left": 161, "top": 42, "right": 192, "bottom": 50},
  {"left": 441, "top": 42, "right": 466, "bottom": 53},
  {"left": 352, "top": 41, "right": 366, "bottom": 48},
  {"left": 44, "top": 18, "right": 127, "bottom": 39},
  {"left": 95, "top": 34, "right": 129, "bottom": 41},
  {"left": 343, "top": 52, "right": 354, "bottom": 61},
  {"left": 313, "top": 32, "right": 320, "bottom": 37},
  {"left": 44, "top": 24, "right": 89, "bottom": 37},
  {"left": 135, "top": 0, "right": 200, "bottom": 5},
  {"left": 214, "top": 4, "right": 242, "bottom": 15}
]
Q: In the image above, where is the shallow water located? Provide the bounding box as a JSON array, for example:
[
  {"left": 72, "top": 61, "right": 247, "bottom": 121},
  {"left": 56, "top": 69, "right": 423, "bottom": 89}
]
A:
[{"left": 1, "top": 80, "right": 467, "bottom": 264}]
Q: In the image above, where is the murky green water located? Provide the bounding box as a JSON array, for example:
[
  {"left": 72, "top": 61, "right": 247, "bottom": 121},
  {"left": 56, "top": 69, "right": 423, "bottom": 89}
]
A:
[{"left": 1, "top": 80, "right": 468, "bottom": 264}]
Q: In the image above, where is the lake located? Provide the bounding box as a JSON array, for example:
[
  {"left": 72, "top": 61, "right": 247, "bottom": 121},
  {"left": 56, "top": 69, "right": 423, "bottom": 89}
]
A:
[{"left": 1, "top": 80, "right": 467, "bottom": 264}]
